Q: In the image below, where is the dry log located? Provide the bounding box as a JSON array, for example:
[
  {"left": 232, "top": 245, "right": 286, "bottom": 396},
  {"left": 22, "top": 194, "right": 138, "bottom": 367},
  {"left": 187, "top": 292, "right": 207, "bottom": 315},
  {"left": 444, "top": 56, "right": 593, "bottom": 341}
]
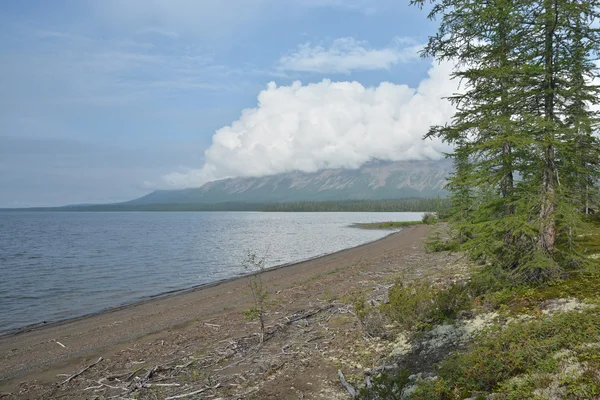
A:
[{"left": 338, "top": 369, "right": 356, "bottom": 398}]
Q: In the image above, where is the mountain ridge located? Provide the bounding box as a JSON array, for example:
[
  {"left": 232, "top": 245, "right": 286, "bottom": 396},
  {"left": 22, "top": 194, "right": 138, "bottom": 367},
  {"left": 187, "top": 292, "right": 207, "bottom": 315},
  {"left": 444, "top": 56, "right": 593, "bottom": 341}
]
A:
[{"left": 128, "top": 160, "right": 452, "bottom": 205}]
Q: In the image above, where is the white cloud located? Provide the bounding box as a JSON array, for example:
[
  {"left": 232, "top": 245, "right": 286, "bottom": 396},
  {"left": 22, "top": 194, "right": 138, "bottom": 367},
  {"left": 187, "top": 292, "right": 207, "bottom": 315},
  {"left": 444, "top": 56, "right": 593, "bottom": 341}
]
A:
[
  {"left": 162, "top": 60, "right": 458, "bottom": 188},
  {"left": 278, "top": 37, "right": 421, "bottom": 74}
]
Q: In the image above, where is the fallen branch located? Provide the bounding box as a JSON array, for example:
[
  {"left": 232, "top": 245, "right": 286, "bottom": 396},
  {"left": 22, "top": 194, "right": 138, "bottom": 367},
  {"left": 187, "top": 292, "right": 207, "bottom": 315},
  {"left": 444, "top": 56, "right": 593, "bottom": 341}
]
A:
[
  {"left": 285, "top": 306, "right": 332, "bottom": 326},
  {"left": 213, "top": 357, "right": 246, "bottom": 372},
  {"left": 146, "top": 383, "right": 181, "bottom": 387},
  {"left": 338, "top": 369, "right": 356, "bottom": 398},
  {"left": 54, "top": 340, "right": 66, "bottom": 348},
  {"left": 142, "top": 365, "right": 159, "bottom": 381},
  {"left": 122, "top": 366, "right": 145, "bottom": 382},
  {"left": 175, "top": 359, "right": 196, "bottom": 369},
  {"left": 164, "top": 384, "right": 221, "bottom": 400},
  {"left": 84, "top": 381, "right": 123, "bottom": 391},
  {"left": 60, "top": 357, "right": 103, "bottom": 385}
]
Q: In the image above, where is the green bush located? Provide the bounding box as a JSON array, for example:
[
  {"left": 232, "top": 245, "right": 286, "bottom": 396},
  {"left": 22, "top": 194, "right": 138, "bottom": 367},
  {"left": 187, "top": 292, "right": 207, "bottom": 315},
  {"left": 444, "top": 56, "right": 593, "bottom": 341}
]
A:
[
  {"left": 424, "top": 230, "right": 459, "bottom": 253},
  {"left": 383, "top": 280, "right": 474, "bottom": 331},
  {"left": 352, "top": 293, "right": 390, "bottom": 338},
  {"left": 431, "top": 282, "right": 474, "bottom": 321},
  {"left": 383, "top": 280, "right": 438, "bottom": 331},
  {"left": 421, "top": 212, "right": 437, "bottom": 225},
  {"left": 357, "top": 370, "right": 412, "bottom": 400}
]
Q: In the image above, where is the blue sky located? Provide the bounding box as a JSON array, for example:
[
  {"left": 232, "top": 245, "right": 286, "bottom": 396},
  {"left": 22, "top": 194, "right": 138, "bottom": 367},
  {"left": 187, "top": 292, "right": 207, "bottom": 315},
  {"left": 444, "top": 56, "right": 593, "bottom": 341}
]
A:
[{"left": 0, "top": 0, "right": 454, "bottom": 207}]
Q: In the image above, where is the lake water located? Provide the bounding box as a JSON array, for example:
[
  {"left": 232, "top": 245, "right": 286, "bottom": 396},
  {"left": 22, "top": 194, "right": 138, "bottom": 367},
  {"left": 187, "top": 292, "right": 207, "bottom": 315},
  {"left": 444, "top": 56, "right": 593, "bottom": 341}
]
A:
[{"left": 0, "top": 211, "right": 423, "bottom": 333}]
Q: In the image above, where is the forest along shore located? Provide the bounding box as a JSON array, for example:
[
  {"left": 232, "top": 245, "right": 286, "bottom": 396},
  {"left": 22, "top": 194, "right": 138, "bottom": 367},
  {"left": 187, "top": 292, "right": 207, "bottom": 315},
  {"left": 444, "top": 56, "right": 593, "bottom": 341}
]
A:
[{"left": 0, "top": 224, "right": 454, "bottom": 399}]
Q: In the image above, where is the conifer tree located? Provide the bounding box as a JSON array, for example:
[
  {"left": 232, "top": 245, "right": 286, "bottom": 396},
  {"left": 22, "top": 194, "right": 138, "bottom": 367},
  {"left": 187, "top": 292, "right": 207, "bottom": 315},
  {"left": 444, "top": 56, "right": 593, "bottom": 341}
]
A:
[{"left": 413, "top": 0, "right": 600, "bottom": 281}]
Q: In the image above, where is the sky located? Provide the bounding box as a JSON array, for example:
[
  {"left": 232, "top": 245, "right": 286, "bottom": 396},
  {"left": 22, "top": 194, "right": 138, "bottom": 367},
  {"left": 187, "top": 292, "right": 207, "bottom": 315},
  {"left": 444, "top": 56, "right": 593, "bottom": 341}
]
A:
[{"left": 0, "top": 0, "right": 459, "bottom": 207}]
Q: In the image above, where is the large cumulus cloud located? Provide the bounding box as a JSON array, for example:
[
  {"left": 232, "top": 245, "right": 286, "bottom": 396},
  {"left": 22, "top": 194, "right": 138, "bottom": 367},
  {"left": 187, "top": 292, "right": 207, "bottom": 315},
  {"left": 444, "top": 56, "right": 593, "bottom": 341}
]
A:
[{"left": 163, "top": 60, "right": 458, "bottom": 188}]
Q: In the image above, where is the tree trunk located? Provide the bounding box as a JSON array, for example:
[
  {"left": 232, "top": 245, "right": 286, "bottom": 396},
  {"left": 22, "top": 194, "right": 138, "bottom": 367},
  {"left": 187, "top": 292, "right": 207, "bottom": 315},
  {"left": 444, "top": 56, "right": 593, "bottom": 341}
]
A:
[
  {"left": 539, "top": 0, "right": 557, "bottom": 255},
  {"left": 539, "top": 145, "right": 556, "bottom": 253}
]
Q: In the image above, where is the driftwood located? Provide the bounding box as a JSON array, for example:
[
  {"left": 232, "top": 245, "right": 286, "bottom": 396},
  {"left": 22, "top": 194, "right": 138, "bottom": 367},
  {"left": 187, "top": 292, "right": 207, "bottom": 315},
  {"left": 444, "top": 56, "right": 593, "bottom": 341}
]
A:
[
  {"left": 122, "top": 366, "right": 145, "bottom": 381},
  {"left": 164, "top": 384, "right": 221, "bottom": 400},
  {"left": 83, "top": 380, "right": 123, "bottom": 391},
  {"left": 142, "top": 365, "right": 159, "bottom": 381},
  {"left": 338, "top": 369, "right": 356, "bottom": 398},
  {"left": 175, "top": 359, "right": 196, "bottom": 369},
  {"left": 60, "top": 357, "right": 103, "bottom": 385},
  {"left": 212, "top": 356, "right": 247, "bottom": 372},
  {"left": 146, "top": 383, "right": 181, "bottom": 387},
  {"left": 284, "top": 306, "right": 332, "bottom": 326}
]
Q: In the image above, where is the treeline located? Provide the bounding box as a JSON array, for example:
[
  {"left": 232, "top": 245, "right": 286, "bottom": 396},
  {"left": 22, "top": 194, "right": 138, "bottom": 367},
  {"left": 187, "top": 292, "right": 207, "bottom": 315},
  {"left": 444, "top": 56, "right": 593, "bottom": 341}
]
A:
[
  {"left": 1, "top": 203, "right": 265, "bottom": 212},
  {"left": 3, "top": 198, "right": 450, "bottom": 212},
  {"left": 261, "top": 198, "right": 449, "bottom": 212}
]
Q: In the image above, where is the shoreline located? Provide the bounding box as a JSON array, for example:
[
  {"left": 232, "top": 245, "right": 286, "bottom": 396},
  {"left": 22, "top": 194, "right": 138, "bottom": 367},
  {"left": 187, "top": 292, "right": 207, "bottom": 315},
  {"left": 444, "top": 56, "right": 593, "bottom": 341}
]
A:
[
  {"left": 0, "top": 225, "right": 429, "bottom": 388},
  {"left": 1, "top": 228, "right": 404, "bottom": 338}
]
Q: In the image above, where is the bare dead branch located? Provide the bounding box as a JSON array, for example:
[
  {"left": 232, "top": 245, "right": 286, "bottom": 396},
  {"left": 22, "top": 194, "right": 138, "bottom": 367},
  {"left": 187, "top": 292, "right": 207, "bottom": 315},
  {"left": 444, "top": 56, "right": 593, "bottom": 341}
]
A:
[
  {"left": 338, "top": 369, "right": 356, "bottom": 398},
  {"left": 60, "top": 357, "right": 103, "bottom": 385},
  {"left": 164, "top": 384, "right": 221, "bottom": 400}
]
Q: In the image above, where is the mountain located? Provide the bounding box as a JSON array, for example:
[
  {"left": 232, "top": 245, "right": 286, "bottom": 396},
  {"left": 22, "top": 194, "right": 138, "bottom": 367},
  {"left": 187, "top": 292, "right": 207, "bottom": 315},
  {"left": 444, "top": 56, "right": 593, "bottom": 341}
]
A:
[{"left": 128, "top": 160, "right": 452, "bottom": 205}]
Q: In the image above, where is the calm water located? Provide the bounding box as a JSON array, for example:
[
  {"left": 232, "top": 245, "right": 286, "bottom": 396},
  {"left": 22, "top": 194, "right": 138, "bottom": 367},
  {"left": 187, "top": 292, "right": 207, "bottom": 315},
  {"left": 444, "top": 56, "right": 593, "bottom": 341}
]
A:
[{"left": 0, "top": 211, "right": 422, "bottom": 333}]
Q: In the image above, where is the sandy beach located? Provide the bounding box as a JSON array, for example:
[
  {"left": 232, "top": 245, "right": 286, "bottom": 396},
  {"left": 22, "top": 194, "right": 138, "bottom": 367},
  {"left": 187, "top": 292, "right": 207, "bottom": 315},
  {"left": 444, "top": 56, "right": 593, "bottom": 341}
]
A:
[{"left": 0, "top": 224, "right": 463, "bottom": 399}]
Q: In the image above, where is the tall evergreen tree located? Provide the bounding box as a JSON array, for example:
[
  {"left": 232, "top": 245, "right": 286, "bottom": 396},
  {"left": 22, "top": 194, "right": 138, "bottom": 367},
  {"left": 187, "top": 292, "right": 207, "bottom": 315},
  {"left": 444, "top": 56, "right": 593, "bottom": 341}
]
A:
[{"left": 413, "top": 0, "right": 600, "bottom": 281}]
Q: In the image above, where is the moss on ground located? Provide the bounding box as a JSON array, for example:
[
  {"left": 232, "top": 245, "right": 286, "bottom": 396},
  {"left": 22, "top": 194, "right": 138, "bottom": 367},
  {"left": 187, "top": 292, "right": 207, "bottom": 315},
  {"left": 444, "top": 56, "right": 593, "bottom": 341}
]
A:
[{"left": 356, "top": 220, "right": 600, "bottom": 400}]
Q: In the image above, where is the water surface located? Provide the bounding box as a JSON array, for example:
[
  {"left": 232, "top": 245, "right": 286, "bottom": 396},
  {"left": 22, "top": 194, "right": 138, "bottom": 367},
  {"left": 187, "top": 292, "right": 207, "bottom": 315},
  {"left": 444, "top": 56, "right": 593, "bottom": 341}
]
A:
[{"left": 0, "top": 211, "right": 422, "bottom": 332}]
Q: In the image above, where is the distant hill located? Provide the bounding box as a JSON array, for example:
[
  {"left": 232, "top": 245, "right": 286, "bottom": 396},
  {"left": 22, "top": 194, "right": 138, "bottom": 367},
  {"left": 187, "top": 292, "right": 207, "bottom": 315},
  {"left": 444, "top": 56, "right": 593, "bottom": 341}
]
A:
[{"left": 127, "top": 160, "right": 452, "bottom": 205}]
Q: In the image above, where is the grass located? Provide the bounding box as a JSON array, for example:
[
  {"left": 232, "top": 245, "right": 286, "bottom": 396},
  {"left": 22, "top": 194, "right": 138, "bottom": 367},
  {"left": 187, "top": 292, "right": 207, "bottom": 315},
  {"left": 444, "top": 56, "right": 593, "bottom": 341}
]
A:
[{"left": 351, "top": 221, "right": 422, "bottom": 230}]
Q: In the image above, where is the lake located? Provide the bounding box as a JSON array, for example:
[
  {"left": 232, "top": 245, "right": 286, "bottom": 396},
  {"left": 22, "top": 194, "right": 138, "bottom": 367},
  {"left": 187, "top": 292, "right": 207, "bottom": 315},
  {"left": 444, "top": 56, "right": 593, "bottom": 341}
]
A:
[{"left": 0, "top": 211, "right": 423, "bottom": 333}]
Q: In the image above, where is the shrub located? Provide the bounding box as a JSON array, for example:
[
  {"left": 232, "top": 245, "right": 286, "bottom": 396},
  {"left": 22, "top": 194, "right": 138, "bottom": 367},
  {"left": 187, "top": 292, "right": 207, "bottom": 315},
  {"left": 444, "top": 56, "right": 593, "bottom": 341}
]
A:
[
  {"left": 383, "top": 279, "right": 476, "bottom": 332},
  {"left": 430, "top": 282, "right": 474, "bottom": 322},
  {"left": 357, "top": 370, "right": 412, "bottom": 400},
  {"left": 424, "top": 229, "right": 459, "bottom": 253},
  {"left": 352, "top": 294, "right": 390, "bottom": 338},
  {"left": 242, "top": 252, "right": 269, "bottom": 344},
  {"left": 421, "top": 212, "right": 437, "bottom": 225},
  {"left": 383, "top": 280, "right": 438, "bottom": 331}
]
